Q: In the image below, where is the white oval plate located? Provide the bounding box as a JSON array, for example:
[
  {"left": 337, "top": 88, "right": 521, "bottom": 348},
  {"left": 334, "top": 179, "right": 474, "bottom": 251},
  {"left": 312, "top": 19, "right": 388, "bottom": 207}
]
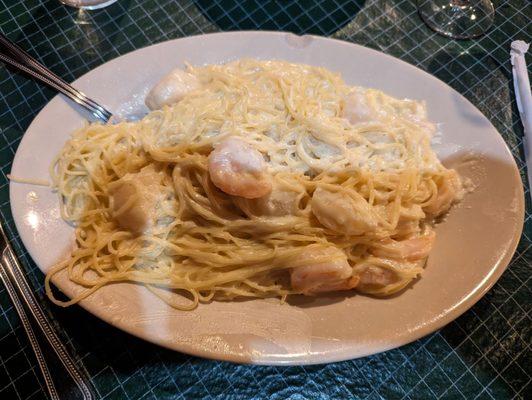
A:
[{"left": 10, "top": 32, "right": 524, "bottom": 365}]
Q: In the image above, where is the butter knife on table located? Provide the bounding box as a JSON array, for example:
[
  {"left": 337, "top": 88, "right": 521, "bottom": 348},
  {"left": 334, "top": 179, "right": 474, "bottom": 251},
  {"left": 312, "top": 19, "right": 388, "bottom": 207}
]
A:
[{"left": 0, "top": 220, "right": 94, "bottom": 400}]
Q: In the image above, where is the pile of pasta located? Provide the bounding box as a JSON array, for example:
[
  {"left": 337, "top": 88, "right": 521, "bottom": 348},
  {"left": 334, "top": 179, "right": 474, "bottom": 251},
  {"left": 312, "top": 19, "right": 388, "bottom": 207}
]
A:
[{"left": 46, "top": 60, "right": 462, "bottom": 310}]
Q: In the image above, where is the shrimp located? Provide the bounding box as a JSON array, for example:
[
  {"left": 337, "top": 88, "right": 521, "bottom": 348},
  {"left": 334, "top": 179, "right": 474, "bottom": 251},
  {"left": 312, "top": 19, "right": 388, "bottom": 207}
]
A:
[
  {"left": 145, "top": 68, "right": 201, "bottom": 110},
  {"left": 208, "top": 137, "right": 272, "bottom": 199},
  {"left": 108, "top": 165, "right": 167, "bottom": 234},
  {"left": 354, "top": 257, "right": 425, "bottom": 293},
  {"left": 311, "top": 187, "right": 379, "bottom": 235},
  {"left": 393, "top": 204, "right": 426, "bottom": 236},
  {"left": 424, "top": 170, "right": 462, "bottom": 216},
  {"left": 370, "top": 230, "right": 435, "bottom": 261},
  {"left": 358, "top": 265, "right": 396, "bottom": 287},
  {"left": 234, "top": 179, "right": 301, "bottom": 217},
  {"left": 342, "top": 88, "right": 374, "bottom": 124},
  {"left": 290, "top": 247, "right": 359, "bottom": 295}
]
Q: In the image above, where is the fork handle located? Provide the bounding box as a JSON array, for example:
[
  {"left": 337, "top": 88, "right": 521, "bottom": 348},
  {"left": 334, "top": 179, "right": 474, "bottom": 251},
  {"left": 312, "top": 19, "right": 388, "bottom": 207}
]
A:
[
  {"left": 0, "top": 31, "right": 112, "bottom": 122},
  {"left": 0, "top": 231, "right": 94, "bottom": 400},
  {"left": 0, "top": 53, "right": 109, "bottom": 122},
  {"left": 0, "top": 32, "right": 104, "bottom": 112}
]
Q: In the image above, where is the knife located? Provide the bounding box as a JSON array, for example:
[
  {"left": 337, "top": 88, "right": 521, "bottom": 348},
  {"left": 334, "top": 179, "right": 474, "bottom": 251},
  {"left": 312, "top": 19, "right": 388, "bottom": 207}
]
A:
[{"left": 0, "top": 220, "right": 94, "bottom": 400}]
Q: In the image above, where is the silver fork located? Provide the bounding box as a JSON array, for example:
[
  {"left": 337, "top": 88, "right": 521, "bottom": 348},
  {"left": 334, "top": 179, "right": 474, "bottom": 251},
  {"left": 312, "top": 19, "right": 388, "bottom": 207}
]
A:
[{"left": 0, "top": 32, "right": 113, "bottom": 123}]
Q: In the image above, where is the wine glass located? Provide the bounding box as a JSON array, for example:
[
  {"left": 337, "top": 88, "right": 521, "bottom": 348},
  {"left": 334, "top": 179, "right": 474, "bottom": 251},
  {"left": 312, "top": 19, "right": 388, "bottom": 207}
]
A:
[
  {"left": 59, "top": 0, "right": 117, "bottom": 9},
  {"left": 418, "top": 0, "right": 495, "bottom": 39}
]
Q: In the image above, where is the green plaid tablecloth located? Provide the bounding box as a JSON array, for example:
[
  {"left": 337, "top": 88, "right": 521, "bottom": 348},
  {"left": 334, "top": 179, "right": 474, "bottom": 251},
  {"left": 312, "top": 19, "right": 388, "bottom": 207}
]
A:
[{"left": 0, "top": 1, "right": 530, "bottom": 399}]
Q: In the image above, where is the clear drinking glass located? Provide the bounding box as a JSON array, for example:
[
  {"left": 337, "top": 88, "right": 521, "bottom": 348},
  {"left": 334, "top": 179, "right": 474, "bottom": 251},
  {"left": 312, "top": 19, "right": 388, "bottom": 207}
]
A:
[
  {"left": 59, "top": 0, "right": 117, "bottom": 9},
  {"left": 418, "top": 0, "right": 495, "bottom": 39}
]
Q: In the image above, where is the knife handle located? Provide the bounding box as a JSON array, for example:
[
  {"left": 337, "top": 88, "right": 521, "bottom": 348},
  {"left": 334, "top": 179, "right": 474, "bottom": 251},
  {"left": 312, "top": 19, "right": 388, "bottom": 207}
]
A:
[{"left": 0, "top": 224, "right": 94, "bottom": 400}]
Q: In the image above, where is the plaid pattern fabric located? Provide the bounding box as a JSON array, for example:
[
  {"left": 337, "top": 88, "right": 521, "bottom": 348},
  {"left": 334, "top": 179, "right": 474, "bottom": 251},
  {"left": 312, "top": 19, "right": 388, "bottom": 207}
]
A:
[{"left": 0, "top": 0, "right": 530, "bottom": 399}]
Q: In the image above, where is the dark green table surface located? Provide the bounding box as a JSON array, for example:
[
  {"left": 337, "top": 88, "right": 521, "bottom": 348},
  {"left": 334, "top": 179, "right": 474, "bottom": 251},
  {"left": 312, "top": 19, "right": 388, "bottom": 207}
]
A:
[{"left": 0, "top": 1, "right": 531, "bottom": 399}]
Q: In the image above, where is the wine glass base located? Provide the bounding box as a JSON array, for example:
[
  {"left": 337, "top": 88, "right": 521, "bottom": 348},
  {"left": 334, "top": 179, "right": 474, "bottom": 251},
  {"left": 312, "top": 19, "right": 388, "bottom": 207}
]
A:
[
  {"left": 59, "top": 0, "right": 118, "bottom": 10},
  {"left": 418, "top": 0, "right": 495, "bottom": 39}
]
